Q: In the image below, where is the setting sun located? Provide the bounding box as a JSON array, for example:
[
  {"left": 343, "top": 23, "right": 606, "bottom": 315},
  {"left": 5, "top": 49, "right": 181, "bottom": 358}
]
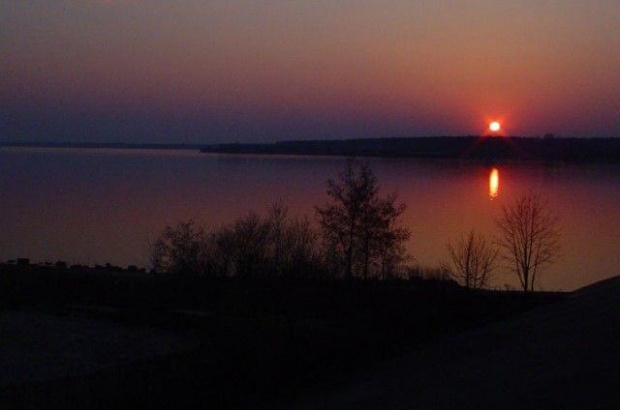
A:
[{"left": 489, "top": 121, "right": 501, "bottom": 133}]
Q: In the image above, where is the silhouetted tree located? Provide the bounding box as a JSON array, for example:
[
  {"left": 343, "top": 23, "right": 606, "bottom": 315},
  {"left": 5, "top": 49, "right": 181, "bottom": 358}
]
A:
[
  {"left": 285, "top": 215, "right": 322, "bottom": 277},
  {"left": 266, "top": 202, "right": 323, "bottom": 277},
  {"left": 232, "top": 212, "right": 272, "bottom": 278},
  {"left": 210, "top": 226, "right": 235, "bottom": 277},
  {"left": 150, "top": 220, "right": 206, "bottom": 276},
  {"left": 447, "top": 230, "right": 498, "bottom": 289},
  {"left": 267, "top": 202, "right": 290, "bottom": 276},
  {"left": 316, "top": 159, "right": 410, "bottom": 279},
  {"left": 375, "top": 194, "right": 410, "bottom": 279},
  {"left": 496, "top": 193, "right": 560, "bottom": 292},
  {"left": 151, "top": 205, "right": 325, "bottom": 279}
]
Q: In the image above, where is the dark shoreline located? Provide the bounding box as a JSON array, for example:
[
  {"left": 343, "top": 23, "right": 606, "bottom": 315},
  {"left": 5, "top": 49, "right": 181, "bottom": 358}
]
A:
[
  {"left": 200, "top": 136, "right": 620, "bottom": 163},
  {"left": 3, "top": 136, "right": 620, "bottom": 162},
  {"left": 0, "top": 141, "right": 206, "bottom": 151}
]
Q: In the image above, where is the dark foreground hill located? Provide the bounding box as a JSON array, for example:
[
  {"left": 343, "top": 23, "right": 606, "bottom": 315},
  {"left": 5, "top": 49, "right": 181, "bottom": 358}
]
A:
[
  {"left": 201, "top": 136, "right": 620, "bottom": 162},
  {"left": 295, "top": 275, "right": 620, "bottom": 409},
  {"left": 0, "top": 262, "right": 562, "bottom": 409},
  {"left": 3, "top": 263, "right": 619, "bottom": 408}
]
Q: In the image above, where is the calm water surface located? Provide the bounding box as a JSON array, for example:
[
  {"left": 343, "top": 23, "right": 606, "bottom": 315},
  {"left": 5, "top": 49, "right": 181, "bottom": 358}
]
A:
[{"left": 1, "top": 147, "right": 619, "bottom": 291}]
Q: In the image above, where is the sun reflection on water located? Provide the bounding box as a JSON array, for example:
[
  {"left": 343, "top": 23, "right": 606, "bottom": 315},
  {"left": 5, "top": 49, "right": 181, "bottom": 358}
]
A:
[{"left": 489, "top": 168, "right": 499, "bottom": 199}]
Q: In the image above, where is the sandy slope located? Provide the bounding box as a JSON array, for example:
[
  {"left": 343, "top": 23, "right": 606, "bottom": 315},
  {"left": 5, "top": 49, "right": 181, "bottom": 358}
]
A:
[{"left": 299, "top": 276, "right": 620, "bottom": 409}]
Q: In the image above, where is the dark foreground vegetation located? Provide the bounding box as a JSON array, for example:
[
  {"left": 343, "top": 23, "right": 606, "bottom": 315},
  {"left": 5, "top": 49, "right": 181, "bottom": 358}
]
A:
[
  {"left": 201, "top": 136, "right": 620, "bottom": 162},
  {"left": 0, "top": 261, "right": 564, "bottom": 409}
]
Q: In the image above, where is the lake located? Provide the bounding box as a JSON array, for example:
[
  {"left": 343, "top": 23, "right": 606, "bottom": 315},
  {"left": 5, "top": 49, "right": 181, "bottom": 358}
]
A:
[{"left": 1, "top": 147, "right": 619, "bottom": 291}]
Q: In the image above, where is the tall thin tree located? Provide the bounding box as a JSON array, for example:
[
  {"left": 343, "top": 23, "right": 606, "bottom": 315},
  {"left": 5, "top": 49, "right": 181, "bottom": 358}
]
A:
[{"left": 496, "top": 193, "right": 560, "bottom": 292}]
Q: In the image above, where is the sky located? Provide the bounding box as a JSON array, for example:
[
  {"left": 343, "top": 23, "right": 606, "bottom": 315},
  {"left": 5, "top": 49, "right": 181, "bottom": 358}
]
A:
[{"left": 2, "top": 0, "right": 619, "bottom": 143}]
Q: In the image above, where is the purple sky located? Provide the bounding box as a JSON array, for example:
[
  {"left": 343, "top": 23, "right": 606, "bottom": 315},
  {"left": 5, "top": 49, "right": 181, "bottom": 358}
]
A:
[{"left": 2, "top": 1, "right": 619, "bottom": 143}]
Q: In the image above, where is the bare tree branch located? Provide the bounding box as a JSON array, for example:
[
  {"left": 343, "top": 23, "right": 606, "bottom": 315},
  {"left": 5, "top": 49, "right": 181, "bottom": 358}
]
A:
[{"left": 496, "top": 193, "right": 561, "bottom": 292}]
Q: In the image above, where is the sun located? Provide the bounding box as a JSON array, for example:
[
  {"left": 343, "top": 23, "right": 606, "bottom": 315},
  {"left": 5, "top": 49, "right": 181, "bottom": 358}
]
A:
[{"left": 489, "top": 121, "right": 501, "bottom": 133}]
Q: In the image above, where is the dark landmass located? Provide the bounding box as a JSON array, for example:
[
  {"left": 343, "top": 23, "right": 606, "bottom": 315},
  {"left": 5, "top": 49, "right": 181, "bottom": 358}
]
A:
[
  {"left": 0, "top": 261, "right": 563, "bottom": 409},
  {"left": 4, "top": 137, "right": 620, "bottom": 162},
  {"left": 201, "top": 136, "right": 620, "bottom": 162}
]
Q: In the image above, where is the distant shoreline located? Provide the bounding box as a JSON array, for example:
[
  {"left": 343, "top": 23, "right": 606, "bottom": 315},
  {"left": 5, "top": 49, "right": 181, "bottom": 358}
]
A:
[
  {"left": 2, "top": 136, "right": 620, "bottom": 162},
  {"left": 0, "top": 141, "right": 206, "bottom": 151},
  {"left": 200, "top": 136, "right": 620, "bottom": 163}
]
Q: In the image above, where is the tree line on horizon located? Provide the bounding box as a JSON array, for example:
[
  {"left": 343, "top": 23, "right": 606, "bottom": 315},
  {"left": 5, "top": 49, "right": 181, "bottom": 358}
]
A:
[
  {"left": 151, "top": 159, "right": 561, "bottom": 292},
  {"left": 201, "top": 136, "right": 620, "bottom": 163}
]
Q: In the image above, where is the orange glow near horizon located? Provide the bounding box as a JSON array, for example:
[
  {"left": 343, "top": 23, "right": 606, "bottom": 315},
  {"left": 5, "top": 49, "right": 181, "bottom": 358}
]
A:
[
  {"left": 489, "top": 121, "right": 501, "bottom": 133},
  {"left": 4, "top": 2, "right": 620, "bottom": 140},
  {"left": 489, "top": 168, "right": 499, "bottom": 199}
]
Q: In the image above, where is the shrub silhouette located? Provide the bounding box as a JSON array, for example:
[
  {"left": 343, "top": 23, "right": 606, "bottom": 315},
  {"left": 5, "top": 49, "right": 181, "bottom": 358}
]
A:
[
  {"left": 151, "top": 161, "right": 411, "bottom": 280},
  {"left": 150, "top": 204, "right": 324, "bottom": 278},
  {"left": 447, "top": 230, "right": 498, "bottom": 289}
]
